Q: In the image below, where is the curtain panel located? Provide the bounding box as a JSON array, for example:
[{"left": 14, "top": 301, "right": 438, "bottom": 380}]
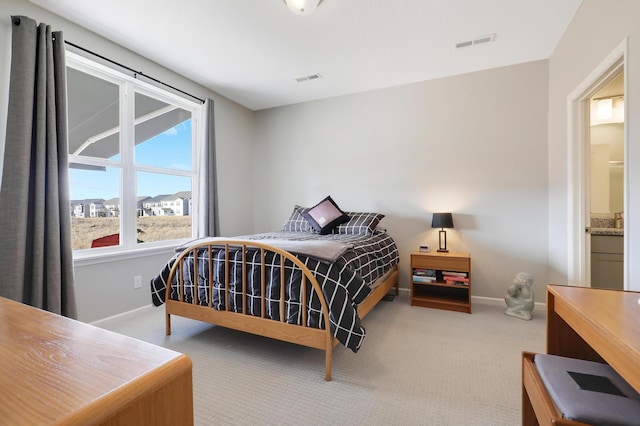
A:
[
  {"left": 201, "top": 97, "right": 219, "bottom": 237},
  {"left": 0, "top": 16, "right": 76, "bottom": 318}
]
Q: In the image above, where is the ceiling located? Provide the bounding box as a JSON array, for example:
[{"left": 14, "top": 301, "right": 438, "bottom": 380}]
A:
[{"left": 31, "top": 0, "right": 583, "bottom": 111}]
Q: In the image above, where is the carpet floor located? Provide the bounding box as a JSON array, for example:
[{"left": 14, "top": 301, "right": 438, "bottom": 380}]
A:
[{"left": 97, "top": 294, "right": 546, "bottom": 425}]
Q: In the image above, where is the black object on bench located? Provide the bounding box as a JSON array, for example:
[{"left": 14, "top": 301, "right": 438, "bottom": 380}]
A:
[{"left": 534, "top": 354, "right": 640, "bottom": 426}]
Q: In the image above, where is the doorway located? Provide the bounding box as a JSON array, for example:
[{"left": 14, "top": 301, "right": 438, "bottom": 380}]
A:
[
  {"left": 567, "top": 39, "right": 627, "bottom": 289},
  {"left": 588, "top": 70, "right": 624, "bottom": 289}
]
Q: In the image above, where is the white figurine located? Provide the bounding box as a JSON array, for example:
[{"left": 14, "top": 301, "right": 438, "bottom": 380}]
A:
[{"left": 504, "top": 272, "right": 534, "bottom": 320}]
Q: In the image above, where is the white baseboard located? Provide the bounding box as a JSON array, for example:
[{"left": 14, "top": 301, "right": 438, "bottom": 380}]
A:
[
  {"left": 472, "top": 296, "right": 505, "bottom": 305},
  {"left": 91, "top": 291, "right": 547, "bottom": 327},
  {"left": 90, "top": 304, "right": 155, "bottom": 327},
  {"left": 398, "top": 287, "right": 546, "bottom": 308},
  {"left": 473, "top": 296, "right": 546, "bottom": 308}
]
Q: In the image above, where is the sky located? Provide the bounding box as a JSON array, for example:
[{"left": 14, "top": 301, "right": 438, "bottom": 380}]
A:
[{"left": 70, "top": 120, "right": 192, "bottom": 201}]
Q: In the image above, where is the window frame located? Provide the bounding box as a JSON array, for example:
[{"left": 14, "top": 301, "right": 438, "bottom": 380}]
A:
[{"left": 66, "top": 52, "right": 205, "bottom": 265}]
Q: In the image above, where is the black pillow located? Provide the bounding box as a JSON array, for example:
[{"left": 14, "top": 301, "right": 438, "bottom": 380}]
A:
[{"left": 302, "top": 196, "right": 349, "bottom": 235}]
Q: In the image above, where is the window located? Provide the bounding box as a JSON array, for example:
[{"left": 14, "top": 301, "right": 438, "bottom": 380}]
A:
[{"left": 66, "top": 52, "right": 203, "bottom": 254}]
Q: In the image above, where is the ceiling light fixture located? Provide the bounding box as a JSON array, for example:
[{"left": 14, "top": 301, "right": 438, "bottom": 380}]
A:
[
  {"left": 284, "top": 0, "right": 322, "bottom": 16},
  {"left": 590, "top": 95, "right": 624, "bottom": 125},
  {"left": 596, "top": 98, "right": 613, "bottom": 119}
]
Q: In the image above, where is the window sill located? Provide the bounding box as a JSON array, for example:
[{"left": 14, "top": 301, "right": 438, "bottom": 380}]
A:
[{"left": 73, "top": 241, "right": 185, "bottom": 267}]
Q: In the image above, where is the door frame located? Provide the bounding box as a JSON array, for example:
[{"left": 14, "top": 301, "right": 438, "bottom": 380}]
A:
[{"left": 567, "top": 38, "right": 628, "bottom": 287}]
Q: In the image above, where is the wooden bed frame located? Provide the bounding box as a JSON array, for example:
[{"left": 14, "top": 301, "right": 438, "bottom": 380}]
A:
[{"left": 164, "top": 239, "right": 399, "bottom": 381}]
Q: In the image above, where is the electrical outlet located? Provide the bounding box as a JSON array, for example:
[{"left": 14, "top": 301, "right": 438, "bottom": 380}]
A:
[{"left": 134, "top": 275, "right": 142, "bottom": 289}]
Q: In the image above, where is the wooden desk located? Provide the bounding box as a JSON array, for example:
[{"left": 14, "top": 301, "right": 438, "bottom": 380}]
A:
[
  {"left": 546, "top": 284, "right": 640, "bottom": 392},
  {"left": 0, "top": 297, "right": 193, "bottom": 425},
  {"left": 522, "top": 285, "right": 640, "bottom": 425}
]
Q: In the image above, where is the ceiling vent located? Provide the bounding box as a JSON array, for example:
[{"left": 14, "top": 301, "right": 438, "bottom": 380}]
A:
[
  {"left": 455, "top": 34, "right": 495, "bottom": 49},
  {"left": 295, "top": 73, "right": 322, "bottom": 83}
]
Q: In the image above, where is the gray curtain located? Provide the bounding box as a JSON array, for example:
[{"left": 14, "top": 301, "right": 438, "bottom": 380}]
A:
[
  {"left": 203, "top": 98, "right": 220, "bottom": 237},
  {"left": 0, "top": 16, "right": 76, "bottom": 318}
]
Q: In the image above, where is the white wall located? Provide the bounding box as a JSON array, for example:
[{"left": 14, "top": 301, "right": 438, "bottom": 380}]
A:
[
  {"left": 0, "top": 0, "right": 255, "bottom": 322},
  {"left": 254, "top": 60, "right": 550, "bottom": 302},
  {"left": 547, "top": 0, "right": 640, "bottom": 290}
]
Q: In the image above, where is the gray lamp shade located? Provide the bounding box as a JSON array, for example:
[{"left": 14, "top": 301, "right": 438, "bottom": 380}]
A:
[{"left": 431, "top": 212, "right": 454, "bottom": 229}]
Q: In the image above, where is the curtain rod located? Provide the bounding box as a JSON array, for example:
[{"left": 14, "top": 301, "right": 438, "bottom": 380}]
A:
[{"left": 64, "top": 40, "right": 205, "bottom": 104}]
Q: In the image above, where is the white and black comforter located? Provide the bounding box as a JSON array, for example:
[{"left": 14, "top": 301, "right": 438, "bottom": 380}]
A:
[{"left": 150, "top": 230, "right": 398, "bottom": 352}]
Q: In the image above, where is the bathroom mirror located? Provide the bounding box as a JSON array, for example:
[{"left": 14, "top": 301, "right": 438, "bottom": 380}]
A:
[{"left": 589, "top": 72, "right": 624, "bottom": 216}]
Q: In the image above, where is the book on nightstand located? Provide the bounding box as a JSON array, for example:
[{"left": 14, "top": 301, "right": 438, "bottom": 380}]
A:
[
  {"left": 443, "top": 275, "right": 469, "bottom": 282},
  {"left": 413, "top": 268, "right": 436, "bottom": 282},
  {"left": 414, "top": 268, "right": 436, "bottom": 276},
  {"left": 413, "top": 276, "right": 436, "bottom": 283},
  {"left": 446, "top": 279, "right": 469, "bottom": 286},
  {"left": 442, "top": 271, "right": 468, "bottom": 278}
]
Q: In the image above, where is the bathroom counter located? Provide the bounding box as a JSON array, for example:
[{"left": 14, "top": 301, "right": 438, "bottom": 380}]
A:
[{"left": 589, "top": 227, "right": 623, "bottom": 236}]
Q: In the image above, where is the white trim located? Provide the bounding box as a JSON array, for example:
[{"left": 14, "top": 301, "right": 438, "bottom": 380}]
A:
[
  {"left": 472, "top": 296, "right": 505, "bottom": 305},
  {"left": 397, "top": 289, "right": 546, "bottom": 310},
  {"left": 197, "top": 102, "right": 207, "bottom": 238},
  {"left": 472, "top": 295, "right": 547, "bottom": 309},
  {"left": 566, "top": 38, "right": 627, "bottom": 286},
  {"left": 121, "top": 81, "right": 136, "bottom": 246},
  {"left": 90, "top": 303, "right": 155, "bottom": 326},
  {"left": 86, "top": 290, "right": 548, "bottom": 323},
  {"left": 623, "top": 55, "right": 630, "bottom": 290},
  {"left": 73, "top": 243, "right": 177, "bottom": 267},
  {"left": 66, "top": 51, "right": 204, "bottom": 253},
  {"left": 73, "top": 105, "right": 178, "bottom": 155},
  {"left": 67, "top": 52, "right": 198, "bottom": 109}
]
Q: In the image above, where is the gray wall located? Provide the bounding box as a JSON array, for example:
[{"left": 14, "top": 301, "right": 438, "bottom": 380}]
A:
[
  {"left": 0, "top": 0, "right": 255, "bottom": 322},
  {"left": 254, "top": 60, "right": 550, "bottom": 302},
  {"left": 547, "top": 0, "right": 640, "bottom": 291},
  {"left": 4, "top": 0, "right": 638, "bottom": 322}
]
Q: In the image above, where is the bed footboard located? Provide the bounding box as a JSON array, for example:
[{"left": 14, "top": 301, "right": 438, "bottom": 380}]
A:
[{"left": 164, "top": 239, "right": 336, "bottom": 380}]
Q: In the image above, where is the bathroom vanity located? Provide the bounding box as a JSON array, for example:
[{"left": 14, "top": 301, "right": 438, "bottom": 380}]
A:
[{"left": 590, "top": 230, "right": 623, "bottom": 290}]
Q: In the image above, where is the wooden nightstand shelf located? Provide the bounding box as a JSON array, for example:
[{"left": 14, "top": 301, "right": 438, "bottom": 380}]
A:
[{"left": 410, "top": 251, "right": 471, "bottom": 313}]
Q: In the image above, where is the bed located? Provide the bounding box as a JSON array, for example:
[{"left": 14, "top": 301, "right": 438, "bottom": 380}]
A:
[{"left": 150, "top": 202, "right": 399, "bottom": 380}]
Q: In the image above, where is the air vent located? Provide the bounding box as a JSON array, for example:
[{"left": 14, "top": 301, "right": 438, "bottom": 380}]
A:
[
  {"left": 455, "top": 34, "right": 496, "bottom": 49},
  {"left": 455, "top": 40, "right": 473, "bottom": 49},
  {"left": 295, "top": 73, "right": 322, "bottom": 83}
]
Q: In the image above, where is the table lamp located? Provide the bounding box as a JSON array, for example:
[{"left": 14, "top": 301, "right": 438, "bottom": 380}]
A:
[{"left": 431, "top": 212, "right": 454, "bottom": 252}]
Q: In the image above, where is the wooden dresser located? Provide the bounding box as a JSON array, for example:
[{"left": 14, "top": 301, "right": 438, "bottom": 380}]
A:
[{"left": 0, "top": 297, "right": 193, "bottom": 425}]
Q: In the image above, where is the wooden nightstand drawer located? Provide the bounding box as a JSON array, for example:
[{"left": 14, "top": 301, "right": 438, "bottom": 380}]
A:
[{"left": 411, "top": 254, "right": 469, "bottom": 271}]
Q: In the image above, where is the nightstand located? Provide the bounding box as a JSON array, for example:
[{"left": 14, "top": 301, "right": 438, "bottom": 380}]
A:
[{"left": 410, "top": 251, "right": 471, "bottom": 313}]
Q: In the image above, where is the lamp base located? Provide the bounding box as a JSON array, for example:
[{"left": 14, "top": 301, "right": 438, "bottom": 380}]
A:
[{"left": 438, "top": 229, "right": 448, "bottom": 253}]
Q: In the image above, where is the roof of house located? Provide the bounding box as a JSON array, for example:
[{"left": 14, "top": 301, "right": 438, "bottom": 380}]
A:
[
  {"left": 143, "top": 194, "right": 170, "bottom": 203},
  {"left": 163, "top": 191, "right": 192, "bottom": 201},
  {"left": 70, "top": 198, "right": 105, "bottom": 205}
]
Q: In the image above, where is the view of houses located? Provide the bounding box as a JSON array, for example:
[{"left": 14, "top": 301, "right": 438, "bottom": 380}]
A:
[{"left": 70, "top": 191, "right": 192, "bottom": 218}]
